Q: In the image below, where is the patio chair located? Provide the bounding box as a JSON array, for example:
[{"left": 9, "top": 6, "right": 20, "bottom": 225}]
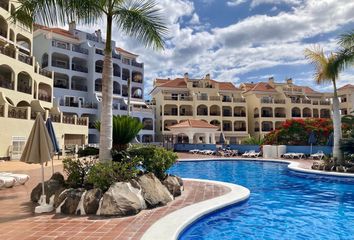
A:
[
  {"left": 310, "top": 151, "right": 325, "bottom": 160},
  {"left": 291, "top": 153, "right": 305, "bottom": 159},
  {"left": 0, "top": 172, "right": 30, "bottom": 185},
  {"left": 242, "top": 151, "right": 250, "bottom": 157},
  {"left": 0, "top": 176, "right": 16, "bottom": 188},
  {"left": 249, "top": 151, "right": 262, "bottom": 158}
]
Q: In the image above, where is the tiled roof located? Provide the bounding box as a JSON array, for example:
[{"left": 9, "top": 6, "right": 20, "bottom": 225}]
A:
[
  {"left": 338, "top": 84, "right": 354, "bottom": 91},
  {"left": 158, "top": 78, "right": 187, "bottom": 88},
  {"left": 116, "top": 47, "right": 138, "bottom": 57},
  {"left": 245, "top": 82, "right": 276, "bottom": 92},
  {"left": 217, "top": 82, "right": 239, "bottom": 91},
  {"left": 168, "top": 119, "right": 218, "bottom": 129},
  {"left": 301, "top": 86, "right": 319, "bottom": 94},
  {"left": 155, "top": 78, "right": 239, "bottom": 90},
  {"left": 34, "top": 24, "right": 77, "bottom": 39}
]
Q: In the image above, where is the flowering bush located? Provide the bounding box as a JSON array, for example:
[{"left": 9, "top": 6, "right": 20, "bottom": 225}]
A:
[{"left": 264, "top": 118, "right": 334, "bottom": 145}]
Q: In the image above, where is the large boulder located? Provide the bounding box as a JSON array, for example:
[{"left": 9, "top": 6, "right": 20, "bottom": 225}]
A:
[
  {"left": 58, "top": 189, "right": 85, "bottom": 215},
  {"left": 31, "top": 173, "right": 65, "bottom": 203},
  {"left": 98, "top": 182, "right": 146, "bottom": 216},
  {"left": 137, "top": 173, "right": 173, "bottom": 208},
  {"left": 83, "top": 188, "right": 102, "bottom": 215},
  {"left": 347, "top": 166, "right": 354, "bottom": 173},
  {"left": 54, "top": 188, "right": 70, "bottom": 208},
  {"left": 162, "top": 175, "right": 183, "bottom": 197}
]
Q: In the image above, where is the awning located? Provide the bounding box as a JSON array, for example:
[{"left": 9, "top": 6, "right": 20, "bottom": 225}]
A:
[{"left": 123, "top": 99, "right": 147, "bottom": 106}]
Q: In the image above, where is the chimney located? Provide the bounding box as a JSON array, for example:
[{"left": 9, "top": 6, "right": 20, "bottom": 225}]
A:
[
  {"left": 286, "top": 78, "right": 293, "bottom": 85},
  {"left": 68, "top": 21, "right": 76, "bottom": 32},
  {"left": 184, "top": 72, "right": 189, "bottom": 82},
  {"left": 205, "top": 73, "right": 210, "bottom": 80},
  {"left": 96, "top": 29, "right": 102, "bottom": 42}
]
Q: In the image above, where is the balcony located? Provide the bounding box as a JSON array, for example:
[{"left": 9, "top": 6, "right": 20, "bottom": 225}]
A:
[
  {"left": 197, "top": 96, "right": 208, "bottom": 101},
  {"left": 164, "top": 111, "right": 178, "bottom": 116},
  {"left": 261, "top": 99, "right": 273, "bottom": 104},
  {"left": 77, "top": 117, "right": 88, "bottom": 126},
  {"left": 0, "top": 45, "right": 15, "bottom": 59},
  {"left": 180, "top": 111, "right": 193, "bottom": 116},
  {"left": 234, "top": 112, "right": 246, "bottom": 117},
  {"left": 261, "top": 113, "right": 273, "bottom": 118},
  {"left": 0, "top": 105, "right": 4, "bottom": 117},
  {"left": 262, "top": 127, "right": 273, "bottom": 132},
  {"left": 112, "top": 52, "right": 121, "bottom": 59},
  {"left": 71, "top": 85, "right": 87, "bottom": 92},
  {"left": 274, "top": 99, "right": 286, "bottom": 104},
  {"left": 18, "top": 53, "right": 33, "bottom": 66},
  {"left": 8, "top": 106, "right": 27, "bottom": 119},
  {"left": 60, "top": 101, "right": 79, "bottom": 108},
  {"left": 164, "top": 96, "right": 178, "bottom": 101},
  {"left": 233, "top": 98, "right": 246, "bottom": 103},
  {"left": 38, "top": 94, "right": 51, "bottom": 102},
  {"left": 209, "top": 96, "right": 221, "bottom": 101},
  {"left": 320, "top": 101, "right": 330, "bottom": 106},
  {"left": 302, "top": 99, "right": 311, "bottom": 104},
  {"left": 180, "top": 96, "right": 193, "bottom": 101},
  {"left": 234, "top": 127, "right": 246, "bottom": 132},
  {"left": 143, "top": 124, "right": 153, "bottom": 130},
  {"left": 72, "top": 45, "right": 89, "bottom": 55},
  {"left": 132, "top": 60, "right": 143, "bottom": 68},
  {"left": 52, "top": 40, "right": 70, "bottom": 50},
  {"left": 95, "top": 49, "right": 104, "bottom": 55},
  {"left": 38, "top": 68, "right": 52, "bottom": 78},
  {"left": 62, "top": 115, "right": 75, "bottom": 124},
  {"left": 275, "top": 113, "right": 286, "bottom": 118},
  {"left": 222, "top": 97, "right": 232, "bottom": 103},
  {"left": 49, "top": 114, "right": 61, "bottom": 123},
  {"left": 72, "top": 64, "right": 88, "bottom": 73}
]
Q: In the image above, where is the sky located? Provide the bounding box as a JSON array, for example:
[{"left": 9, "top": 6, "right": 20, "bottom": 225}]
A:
[{"left": 78, "top": 0, "right": 354, "bottom": 98}]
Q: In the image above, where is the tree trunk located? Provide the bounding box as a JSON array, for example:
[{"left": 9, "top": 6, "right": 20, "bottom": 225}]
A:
[
  {"left": 332, "top": 78, "right": 343, "bottom": 165},
  {"left": 99, "top": 15, "right": 113, "bottom": 161}
]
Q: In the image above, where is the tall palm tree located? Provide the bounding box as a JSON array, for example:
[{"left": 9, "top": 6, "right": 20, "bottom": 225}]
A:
[
  {"left": 12, "top": 0, "right": 167, "bottom": 161},
  {"left": 335, "top": 30, "right": 354, "bottom": 73},
  {"left": 304, "top": 47, "right": 343, "bottom": 164}
]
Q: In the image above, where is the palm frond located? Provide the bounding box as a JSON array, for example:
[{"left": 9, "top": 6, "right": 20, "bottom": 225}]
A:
[
  {"left": 113, "top": 0, "right": 168, "bottom": 50},
  {"left": 304, "top": 47, "right": 332, "bottom": 84},
  {"left": 338, "top": 30, "right": 354, "bottom": 48}
]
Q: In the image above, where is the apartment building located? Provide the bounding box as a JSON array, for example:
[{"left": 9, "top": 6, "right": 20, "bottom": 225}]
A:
[
  {"left": 337, "top": 84, "right": 354, "bottom": 116},
  {"left": 0, "top": 1, "right": 88, "bottom": 159},
  {"left": 240, "top": 77, "right": 332, "bottom": 138},
  {"left": 33, "top": 22, "right": 155, "bottom": 144},
  {"left": 150, "top": 74, "right": 250, "bottom": 144}
]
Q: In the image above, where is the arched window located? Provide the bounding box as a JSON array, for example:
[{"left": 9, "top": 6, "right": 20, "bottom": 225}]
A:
[
  {"left": 292, "top": 107, "right": 301, "bottom": 117},
  {"left": 17, "top": 71, "right": 32, "bottom": 94},
  {"left": 0, "top": 64, "right": 14, "bottom": 90}
]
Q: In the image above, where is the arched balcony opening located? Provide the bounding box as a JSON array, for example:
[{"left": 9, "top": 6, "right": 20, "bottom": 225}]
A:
[
  {"left": 234, "top": 106, "right": 246, "bottom": 117},
  {"left": 275, "top": 121, "right": 284, "bottom": 129},
  {"left": 41, "top": 53, "right": 49, "bottom": 68},
  {"left": 16, "top": 33, "right": 31, "bottom": 54},
  {"left": 9, "top": 28, "right": 14, "bottom": 41},
  {"left": 292, "top": 107, "right": 301, "bottom": 118},
  {"left": 0, "top": 64, "right": 14, "bottom": 90},
  {"left": 132, "top": 71, "right": 143, "bottom": 83},
  {"left": 17, "top": 71, "right": 32, "bottom": 94},
  {"left": 132, "top": 87, "right": 142, "bottom": 99},
  {"left": 95, "top": 60, "right": 103, "bottom": 73},
  {"left": 262, "top": 121, "right": 273, "bottom": 132},
  {"left": 38, "top": 83, "right": 52, "bottom": 102},
  {"left": 320, "top": 109, "right": 331, "bottom": 118},
  {"left": 143, "top": 118, "right": 153, "bottom": 130},
  {"left": 122, "top": 85, "right": 128, "bottom": 97},
  {"left": 180, "top": 105, "right": 193, "bottom": 116},
  {"left": 303, "top": 107, "right": 312, "bottom": 118},
  {"left": 33, "top": 80, "right": 37, "bottom": 99},
  {"left": 142, "top": 135, "right": 153, "bottom": 143},
  {"left": 210, "top": 120, "right": 221, "bottom": 129},
  {"left": 234, "top": 121, "right": 246, "bottom": 131},
  {"left": 52, "top": 52, "right": 69, "bottom": 69},
  {"left": 113, "top": 63, "right": 121, "bottom": 77},
  {"left": 275, "top": 107, "right": 286, "bottom": 118},
  {"left": 164, "top": 105, "right": 178, "bottom": 116},
  {"left": 313, "top": 109, "right": 319, "bottom": 118},
  {"left": 254, "top": 108, "right": 259, "bottom": 118},
  {"left": 95, "top": 78, "right": 102, "bottom": 92},
  {"left": 222, "top": 106, "right": 232, "bottom": 117},
  {"left": 122, "top": 68, "right": 130, "bottom": 81},
  {"left": 261, "top": 107, "right": 273, "bottom": 117},
  {"left": 164, "top": 120, "right": 177, "bottom": 131},
  {"left": 113, "top": 81, "right": 120, "bottom": 95},
  {"left": 54, "top": 73, "right": 69, "bottom": 89},
  {"left": 0, "top": 16, "right": 8, "bottom": 38},
  {"left": 0, "top": 1, "right": 9, "bottom": 11},
  {"left": 72, "top": 57, "right": 88, "bottom": 73},
  {"left": 197, "top": 105, "right": 208, "bottom": 116},
  {"left": 222, "top": 120, "right": 232, "bottom": 131},
  {"left": 210, "top": 105, "right": 220, "bottom": 116},
  {"left": 71, "top": 76, "right": 87, "bottom": 92},
  {"left": 17, "top": 101, "right": 30, "bottom": 107}
]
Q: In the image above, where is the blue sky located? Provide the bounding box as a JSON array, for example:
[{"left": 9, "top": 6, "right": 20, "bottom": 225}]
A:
[{"left": 85, "top": 0, "right": 354, "bottom": 97}]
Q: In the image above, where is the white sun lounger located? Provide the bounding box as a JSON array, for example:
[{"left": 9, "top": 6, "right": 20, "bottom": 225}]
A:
[
  {"left": 291, "top": 153, "right": 305, "bottom": 159},
  {"left": 0, "top": 176, "right": 16, "bottom": 188},
  {"left": 189, "top": 149, "right": 199, "bottom": 154},
  {"left": 0, "top": 172, "right": 30, "bottom": 185},
  {"left": 242, "top": 151, "right": 250, "bottom": 157},
  {"left": 310, "top": 151, "right": 325, "bottom": 160},
  {"left": 249, "top": 151, "right": 261, "bottom": 157}
]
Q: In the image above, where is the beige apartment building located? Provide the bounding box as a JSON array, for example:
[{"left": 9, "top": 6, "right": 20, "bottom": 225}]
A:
[
  {"left": 0, "top": 1, "right": 88, "bottom": 159},
  {"left": 150, "top": 74, "right": 249, "bottom": 144},
  {"left": 240, "top": 77, "right": 332, "bottom": 138},
  {"left": 338, "top": 84, "right": 354, "bottom": 116}
]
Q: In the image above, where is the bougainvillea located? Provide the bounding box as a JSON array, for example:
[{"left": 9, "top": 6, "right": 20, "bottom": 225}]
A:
[{"left": 264, "top": 118, "right": 335, "bottom": 146}]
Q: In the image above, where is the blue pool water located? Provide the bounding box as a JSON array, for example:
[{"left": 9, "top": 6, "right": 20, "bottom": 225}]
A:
[{"left": 168, "top": 160, "right": 354, "bottom": 240}]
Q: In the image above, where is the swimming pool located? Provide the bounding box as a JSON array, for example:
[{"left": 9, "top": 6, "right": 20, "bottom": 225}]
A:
[{"left": 168, "top": 160, "right": 354, "bottom": 240}]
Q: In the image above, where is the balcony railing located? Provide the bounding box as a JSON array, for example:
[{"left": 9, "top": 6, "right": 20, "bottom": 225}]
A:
[
  {"left": 274, "top": 99, "right": 286, "bottom": 104},
  {"left": 210, "top": 112, "right": 221, "bottom": 116},
  {"left": 52, "top": 61, "right": 69, "bottom": 69},
  {"left": 50, "top": 114, "right": 61, "bottom": 123},
  {"left": 0, "top": 81, "right": 13, "bottom": 90},
  {"left": 52, "top": 40, "right": 70, "bottom": 50},
  {"left": 320, "top": 101, "right": 330, "bottom": 106},
  {"left": 143, "top": 125, "right": 153, "bottom": 130},
  {"left": 180, "top": 96, "right": 193, "bottom": 101},
  {"left": 275, "top": 113, "right": 286, "bottom": 118},
  {"left": 261, "top": 113, "right": 273, "bottom": 117},
  {"left": 72, "top": 64, "right": 88, "bottom": 73},
  {"left": 197, "top": 96, "right": 208, "bottom": 101},
  {"left": 233, "top": 98, "right": 246, "bottom": 103},
  {"left": 180, "top": 111, "right": 193, "bottom": 116},
  {"left": 18, "top": 53, "right": 33, "bottom": 65},
  {"left": 62, "top": 115, "right": 75, "bottom": 124},
  {"left": 72, "top": 45, "right": 89, "bottom": 54},
  {"left": 18, "top": 85, "right": 31, "bottom": 94},
  {"left": 8, "top": 106, "right": 27, "bottom": 119},
  {"left": 223, "top": 126, "right": 232, "bottom": 131},
  {"left": 291, "top": 99, "right": 301, "bottom": 104},
  {"left": 209, "top": 96, "right": 221, "bottom": 101},
  {"left": 234, "top": 112, "right": 246, "bottom": 117},
  {"left": 39, "top": 68, "right": 52, "bottom": 78},
  {"left": 31, "top": 111, "right": 45, "bottom": 120},
  {"left": 164, "top": 96, "right": 178, "bottom": 100},
  {"left": 261, "top": 99, "right": 273, "bottom": 104},
  {"left": 71, "top": 85, "right": 88, "bottom": 92},
  {"left": 0, "top": 105, "right": 4, "bottom": 117},
  {"left": 132, "top": 60, "right": 143, "bottom": 68},
  {"left": 262, "top": 127, "right": 273, "bottom": 132},
  {"left": 302, "top": 99, "right": 311, "bottom": 104},
  {"left": 77, "top": 117, "right": 88, "bottom": 126},
  {"left": 164, "top": 112, "right": 178, "bottom": 116},
  {"left": 223, "top": 112, "right": 232, "bottom": 117},
  {"left": 0, "top": 45, "right": 15, "bottom": 59},
  {"left": 222, "top": 97, "right": 232, "bottom": 102},
  {"left": 38, "top": 94, "right": 51, "bottom": 102},
  {"left": 234, "top": 127, "right": 246, "bottom": 132},
  {"left": 95, "top": 49, "right": 104, "bottom": 55},
  {"left": 112, "top": 52, "right": 121, "bottom": 59}
]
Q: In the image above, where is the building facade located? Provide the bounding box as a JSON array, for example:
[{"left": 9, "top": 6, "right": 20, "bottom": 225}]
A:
[
  {"left": 150, "top": 74, "right": 249, "bottom": 144},
  {"left": 33, "top": 22, "right": 155, "bottom": 144},
  {"left": 240, "top": 77, "right": 332, "bottom": 138},
  {"left": 338, "top": 84, "right": 354, "bottom": 116},
  {"left": 0, "top": 1, "right": 88, "bottom": 159}
]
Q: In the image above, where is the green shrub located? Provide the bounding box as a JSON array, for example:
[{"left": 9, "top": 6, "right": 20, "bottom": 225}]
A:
[
  {"left": 77, "top": 147, "right": 99, "bottom": 157},
  {"left": 243, "top": 137, "right": 264, "bottom": 145},
  {"left": 129, "top": 146, "right": 177, "bottom": 180},
  {"left": 86, "top": 156, "right": 141, "bottom": 191},
  {"left": 63, "top": 158, "right": 96, "bottom": 188}
]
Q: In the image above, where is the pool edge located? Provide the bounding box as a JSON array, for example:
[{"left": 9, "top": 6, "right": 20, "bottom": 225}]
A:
[{"left": 141, "top": 178, "right": 250, "bottom": 240}]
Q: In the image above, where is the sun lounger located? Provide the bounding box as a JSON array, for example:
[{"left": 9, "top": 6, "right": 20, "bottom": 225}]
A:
[
  {"left": 189, "top": 149, "right": 199, "bottom": 154},
  {"left": 249, "top": 151, "right": 261, "bottom": 157},
  {"left": 0, "top": 172, "right": 30, "bottom": 185},
  {"left": 291, "top": 153, "right": 305, "bottom": 159},
  {"left": 310, "top": 151, "right": 325, "bottom": 160},
  {"left": 283, "top": 153, "right": 293, "bottom": 158},
  {"left": 0, "top": 176, "right": 16, "bottom": 188},
  {"left": 242, "top": 151, "right": 250, "bottom": 157}
]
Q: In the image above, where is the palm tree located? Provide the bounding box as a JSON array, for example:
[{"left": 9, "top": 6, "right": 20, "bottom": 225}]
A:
[
  {"left": 12, "top": 0, "right": 167, "bottom": 161},
  {"left": 304, "top": 47, "right": 343, "bottom": 164},
  {"left": 335, "top": 30, "right": 354, "bottom": 74}
]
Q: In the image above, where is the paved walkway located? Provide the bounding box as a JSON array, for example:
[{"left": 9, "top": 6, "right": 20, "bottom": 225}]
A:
[{"left": 0, "top": 161, "right": 229, "bottom": 240}]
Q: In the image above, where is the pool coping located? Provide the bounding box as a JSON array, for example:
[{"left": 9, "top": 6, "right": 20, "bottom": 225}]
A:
[{"left": 141, "top": 178, "right": 250, "bottom": 240}]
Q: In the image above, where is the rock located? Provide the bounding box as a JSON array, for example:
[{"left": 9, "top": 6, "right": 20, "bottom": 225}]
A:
[
  {"left": 176, "top": 176, "right": 184, "bottom": 187},
  {"left": 59, "top": 189, "right": 85, "bottom": 215},
  {"left": 31, "top": 179, "right": 64, "bottom": 204},
  {"left": 83, "top": 188, "right": 102, "bottom": 215},
  {"left": 98, "top": 182, "right": 146, "bottom": 216},
  {"left": 54, "top": 188, "right": 70, "bottom": 208},
  {"left": 137, "top": 173, "right": 173, "bottom": 208},
  {"left": 50, "top": 172, "right": 65, "bottom": 184},
  {"left": 337, "top": 166, "right": 345, "bottom": 172},
  {"left": 347, "top": 166, "right": 354, "bottom": 173},
  {"left": 163, "top": 175, "right": 183, "bottom": 197}
]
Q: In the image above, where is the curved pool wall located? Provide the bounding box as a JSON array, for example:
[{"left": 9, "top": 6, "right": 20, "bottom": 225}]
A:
[{"left": 168, "top": 160, "right": 354, "bottom": 240}]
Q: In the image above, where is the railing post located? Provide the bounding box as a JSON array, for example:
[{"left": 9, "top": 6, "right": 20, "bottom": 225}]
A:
[
  {"left": 4, "top": 103, "right": 8, "bottom": 118},
  {"left": 26, "top": 107, "right": 31, "bottom": 120},
  {"left": 60, "top": 112, "right": 63, "bottom": 123},
  {"left": 74, "top": 115, "right": 77, "bottom": 125}
]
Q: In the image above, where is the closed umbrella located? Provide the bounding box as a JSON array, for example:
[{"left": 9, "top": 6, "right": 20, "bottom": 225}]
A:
[
  {"left": 219, "top": 132, "right": 226, "bottom": 145},
  {"left": 21, "top": 114, "right": 54, "bottom": 213},
  {"left": 46, "top": 118, "right": 60, "bottom": 174},
  {"left": 308, "top": 131, "right": 317, "bottom": 154},
  {"left": 327, "top": 132, "right": 334, "bottom": 146}
]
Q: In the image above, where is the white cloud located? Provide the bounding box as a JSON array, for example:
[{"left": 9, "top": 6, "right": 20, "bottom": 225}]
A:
[
  {"left": 189, "top": 13, "right": 200, "bottom": 25},
  {"left": 227, "top": 0, "right": 247, "bottom": 7},
  {"left": 250, "top": 0, "right": 303, "bottom": 8}
]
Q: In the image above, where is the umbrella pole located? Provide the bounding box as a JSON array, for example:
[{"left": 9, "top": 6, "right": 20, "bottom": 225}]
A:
[
  {"left": 41, "top": 162, "right": 45, "bottom": 197},
  {"left": 34, "top": 162, "right": 54, "bottom": 213}
]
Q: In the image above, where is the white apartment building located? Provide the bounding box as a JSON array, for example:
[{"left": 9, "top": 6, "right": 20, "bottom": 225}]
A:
[
  {"left": 338, "top": 84, "right": 354, "bottom": 116},
  {"left": 33, "top": 23, "right": 155, "bottom": 144}
]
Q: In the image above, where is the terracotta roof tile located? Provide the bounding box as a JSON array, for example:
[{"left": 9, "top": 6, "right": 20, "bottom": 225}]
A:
[
  {"left": 218, "top": 82, "right": 239, "bottom": 91},
  {"left": 246, "top": 82, "right": 276, "bottom": 92},
  {"left": 168, "top": 119, "right": 218, "bottom": 129},
  {"left": 338, "top": 84, "right": 354, "bottom": 91},
  {"left": 158, "top": 78, "right": 187, "bottom": 88},
  {"left": 34, "top": 24, "right": 77, "bottom": 39},
  {"left": 116, "top": 47, "right": 138, "bottom": 56}
]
